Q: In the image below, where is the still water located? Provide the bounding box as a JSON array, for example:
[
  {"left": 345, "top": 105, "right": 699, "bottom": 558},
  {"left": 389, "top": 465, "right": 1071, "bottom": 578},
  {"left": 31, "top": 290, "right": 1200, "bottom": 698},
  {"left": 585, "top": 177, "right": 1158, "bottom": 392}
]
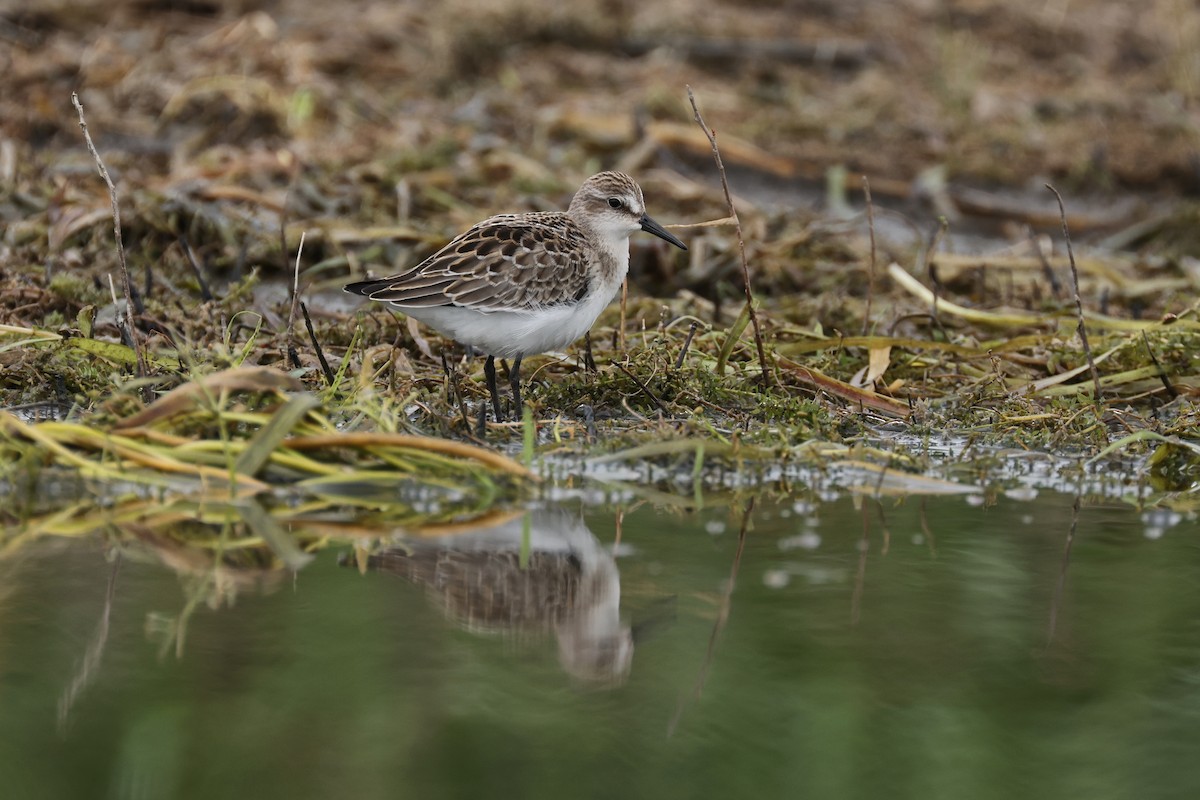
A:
[{"left": 3, "top": 491, "right": 1199, "bottom": 799}]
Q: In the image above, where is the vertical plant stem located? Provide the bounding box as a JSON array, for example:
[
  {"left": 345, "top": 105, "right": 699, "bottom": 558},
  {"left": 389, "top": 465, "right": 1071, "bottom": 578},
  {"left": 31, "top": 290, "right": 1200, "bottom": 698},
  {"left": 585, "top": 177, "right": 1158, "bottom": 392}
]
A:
[
  {"left": 285, "top": 231, "right": 307, "bottom": 370},
  {"left": 862, "top": 175, "right": 877, "bottom": 336},
  {"left": 1045, "top": 184, "right": 1102, "bottom": 407},
  {"left": 71, "top": 92, "right": 147, "bottom": 378},
  {"left": 686, "top": 86, "right": 770, "bottom": 388}
]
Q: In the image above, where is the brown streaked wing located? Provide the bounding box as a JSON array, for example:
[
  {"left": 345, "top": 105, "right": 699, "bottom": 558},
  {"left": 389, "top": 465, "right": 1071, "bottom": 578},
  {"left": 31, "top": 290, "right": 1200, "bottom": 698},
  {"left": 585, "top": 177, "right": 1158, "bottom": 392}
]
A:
[{"left": 360, "top": 213, "right": 591, "bottom": 312}]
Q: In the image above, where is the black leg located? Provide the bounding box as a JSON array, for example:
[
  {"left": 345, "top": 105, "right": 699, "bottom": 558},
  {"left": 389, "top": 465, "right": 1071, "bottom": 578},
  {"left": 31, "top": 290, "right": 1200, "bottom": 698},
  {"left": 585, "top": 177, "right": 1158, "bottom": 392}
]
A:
[
  {"left": 509, "top": 355, "right": 523, "bottom": 421},
  {"left": 484, "top": 355, "right": 502, "bottom": 423},
  {"left": 584, "top": 332, "right": 597, "bottom": 373}
]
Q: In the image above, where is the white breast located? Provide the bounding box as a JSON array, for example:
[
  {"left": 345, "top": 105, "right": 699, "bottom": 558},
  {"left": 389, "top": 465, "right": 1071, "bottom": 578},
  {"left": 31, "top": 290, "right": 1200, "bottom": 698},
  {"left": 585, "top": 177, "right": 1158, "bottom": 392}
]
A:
[{"left": 404, "top": 238, "right": 629, "bottom": 360}]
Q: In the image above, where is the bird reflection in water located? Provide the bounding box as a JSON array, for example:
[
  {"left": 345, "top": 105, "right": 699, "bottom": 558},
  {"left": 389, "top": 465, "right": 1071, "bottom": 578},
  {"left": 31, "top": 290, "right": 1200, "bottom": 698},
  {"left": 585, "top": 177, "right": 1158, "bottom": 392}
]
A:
[{"left": 349, "top": 509, "right": 634, "bottom": 686}]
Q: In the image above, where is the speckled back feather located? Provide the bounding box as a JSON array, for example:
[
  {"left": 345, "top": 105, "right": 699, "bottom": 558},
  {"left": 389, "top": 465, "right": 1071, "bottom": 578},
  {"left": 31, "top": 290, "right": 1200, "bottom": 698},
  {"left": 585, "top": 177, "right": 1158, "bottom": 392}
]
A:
[{"left": 345, "top": 212, "right": 592, "bottom": 312}]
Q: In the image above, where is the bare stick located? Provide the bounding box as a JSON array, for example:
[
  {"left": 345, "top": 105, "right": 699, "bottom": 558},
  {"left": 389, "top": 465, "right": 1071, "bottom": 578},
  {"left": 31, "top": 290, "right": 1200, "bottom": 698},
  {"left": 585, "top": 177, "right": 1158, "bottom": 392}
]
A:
[
  {"left": 686, "top": 86, "right": 770, "bottom": 388},
  {"left": 862, "top": 175, "right": 877, "bottom": 336},
  {"left": 300, "top": 301, "right": 335, "bottom": 386},
  {"left": 614, "top": 359, "right": 668, "bottom": 414},
  {"left": 1027, "top": 226, "right": 1063, "bottom": 300},
  {"left": 1141, "top": 330, "right": 1177, "bottom": 398},
  {"left": 1046, "top": 184, "right": 1102, "bottom": 405},
  {"left": 180, "top": 236, "right": 214, "bottom": 302},
  {"left": 674, "top": 320, "right": 701, "bottom": 369},
  {"left": 285, "top": 231, "right": 307, "bottom": 370},
  {"left": 72, "top": 92, "right": 147, "bottom": 377}
]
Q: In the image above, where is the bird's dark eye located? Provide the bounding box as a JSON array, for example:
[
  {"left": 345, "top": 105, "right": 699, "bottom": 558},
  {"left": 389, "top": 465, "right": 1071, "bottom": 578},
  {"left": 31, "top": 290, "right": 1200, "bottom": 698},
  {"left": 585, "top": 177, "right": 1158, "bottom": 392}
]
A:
[{"left": 607, "top": 197, "right": 622, "bottom": 209}]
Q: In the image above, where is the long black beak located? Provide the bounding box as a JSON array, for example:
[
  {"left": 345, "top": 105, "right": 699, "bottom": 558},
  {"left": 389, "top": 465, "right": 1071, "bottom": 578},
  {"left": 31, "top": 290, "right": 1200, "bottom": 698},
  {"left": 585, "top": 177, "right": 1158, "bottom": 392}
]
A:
[{"left": 640, "top": 213, "right": 687, "bottom": 251}]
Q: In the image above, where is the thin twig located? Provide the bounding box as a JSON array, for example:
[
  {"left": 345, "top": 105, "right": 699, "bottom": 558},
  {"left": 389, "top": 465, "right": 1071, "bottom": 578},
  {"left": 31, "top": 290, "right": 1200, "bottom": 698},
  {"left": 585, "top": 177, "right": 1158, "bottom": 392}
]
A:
[
  {"left": 862, "top": 175, "right": 877, "bottom": 336},
  {"left": 179, "top": 235, "right": 213, "bottom": 301},
  {"left": 1027, "top": 226, "right": 1063, "bottom": 300},
  {"left": 285, "top": 231, "right": 306, "bottom": 370},
  {"left": 1141, "top": 330, "right": 1177, "bottom": 398},
  {"left": 300, "top": 301, "right": 335, "bottom": 386},
  {"left": 686, "top": 86, "right": 770, "bottom": 388},
  {"left": 71, "top": 92, "right": 147, "bottom": 378},
  {"left": 1046, "top": 184, "right": 1102, "bottom": 406},
  {"left": 674, "top": 320, "right": 701, "bottom": 369},
  {"left": 614, "top": 360, "right": 668, "bottom": 415}
]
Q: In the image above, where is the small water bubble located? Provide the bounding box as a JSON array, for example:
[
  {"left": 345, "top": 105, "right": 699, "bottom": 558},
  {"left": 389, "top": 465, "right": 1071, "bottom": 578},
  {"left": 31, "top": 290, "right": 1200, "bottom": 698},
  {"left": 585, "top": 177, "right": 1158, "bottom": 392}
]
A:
[
  {"left": 965, "top": 495, "right": 985, "bottom": 507},
  {"left": 1140, "top": 509, "right": 1182, "bottom": 538},
  {"left": 704, "top": 520, "right": 726, "bottom": 535},
  {"left": 779, "top": 532, "right": 821, "bottom": 551},
  {"left": 792, "top": 500, "right": 816, "bottom": 515},
  {"left": 763, "top": 569, "right": 790, "bottom": 589}
]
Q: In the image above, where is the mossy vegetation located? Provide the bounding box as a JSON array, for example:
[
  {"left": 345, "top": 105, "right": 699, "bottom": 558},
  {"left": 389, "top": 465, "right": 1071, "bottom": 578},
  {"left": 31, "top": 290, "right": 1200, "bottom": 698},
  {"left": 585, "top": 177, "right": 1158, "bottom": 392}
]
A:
[{"left": 4, "top": 0, "right": 1200, "bottom": 549}]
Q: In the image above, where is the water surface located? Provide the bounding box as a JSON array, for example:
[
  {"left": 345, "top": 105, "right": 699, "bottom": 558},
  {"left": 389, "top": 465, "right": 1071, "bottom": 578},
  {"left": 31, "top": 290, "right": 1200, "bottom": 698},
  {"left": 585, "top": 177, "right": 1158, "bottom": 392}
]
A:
[{"left": 3, "top": 491, "right": 1198, "bottom": 799}]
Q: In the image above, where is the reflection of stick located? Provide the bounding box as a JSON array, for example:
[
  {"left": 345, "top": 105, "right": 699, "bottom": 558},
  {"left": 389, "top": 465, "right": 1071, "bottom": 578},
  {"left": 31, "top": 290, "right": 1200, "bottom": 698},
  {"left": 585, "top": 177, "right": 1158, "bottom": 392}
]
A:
[
  {"left": 852, "top": 500, "right": 869, "bottom": 625},
  {"left": 919, "top": 497, "right": 938, "bottom": 557},
  {"left": 668, "top": 497, "right": 754, "bottom": 736},
  {"left": 1046, "top": 495, "right": 1080, "bottom": 647},
  {"left": 71, "top": 93, "right": 146, "bottom": 378},
  {"left": 874, "top": 499, "right": 891, "bottom": 557},
  {"left": 686, "top": 86, "right": 770, "bottom": 388},
  {"left": 613, "top": 506, "right": 624, "bottom": 553},
  {"left": 57, "top": 553, "right": 122, "bottom": 732}
]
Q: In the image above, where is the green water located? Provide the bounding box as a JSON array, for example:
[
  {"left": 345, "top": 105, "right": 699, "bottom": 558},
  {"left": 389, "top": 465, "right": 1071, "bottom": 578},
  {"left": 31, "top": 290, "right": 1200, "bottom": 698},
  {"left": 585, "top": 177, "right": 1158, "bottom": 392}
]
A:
[{"left": 3, "top": 492, "right": 1199, "bottom": 799}]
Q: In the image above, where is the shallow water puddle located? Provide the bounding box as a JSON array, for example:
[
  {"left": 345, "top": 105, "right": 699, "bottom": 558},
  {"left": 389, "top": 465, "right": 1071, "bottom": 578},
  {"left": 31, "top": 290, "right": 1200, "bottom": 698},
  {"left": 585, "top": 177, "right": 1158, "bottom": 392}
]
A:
[{"left": 2, "top": 490, "right": 1198, "bottom": 798}]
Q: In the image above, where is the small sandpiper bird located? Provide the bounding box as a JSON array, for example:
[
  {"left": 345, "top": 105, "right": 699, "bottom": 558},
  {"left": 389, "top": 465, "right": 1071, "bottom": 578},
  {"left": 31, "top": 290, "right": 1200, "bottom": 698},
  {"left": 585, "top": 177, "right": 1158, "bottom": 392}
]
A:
[{"left": 344, "top": 171, "right": 687, "bottom": 420}]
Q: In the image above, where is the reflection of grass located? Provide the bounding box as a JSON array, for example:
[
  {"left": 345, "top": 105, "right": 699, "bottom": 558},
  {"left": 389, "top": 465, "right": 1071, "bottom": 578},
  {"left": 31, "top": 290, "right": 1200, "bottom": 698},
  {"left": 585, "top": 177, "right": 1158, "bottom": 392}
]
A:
[{"left": 8, "top": 489, "right": 532, "bottom": 659}]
